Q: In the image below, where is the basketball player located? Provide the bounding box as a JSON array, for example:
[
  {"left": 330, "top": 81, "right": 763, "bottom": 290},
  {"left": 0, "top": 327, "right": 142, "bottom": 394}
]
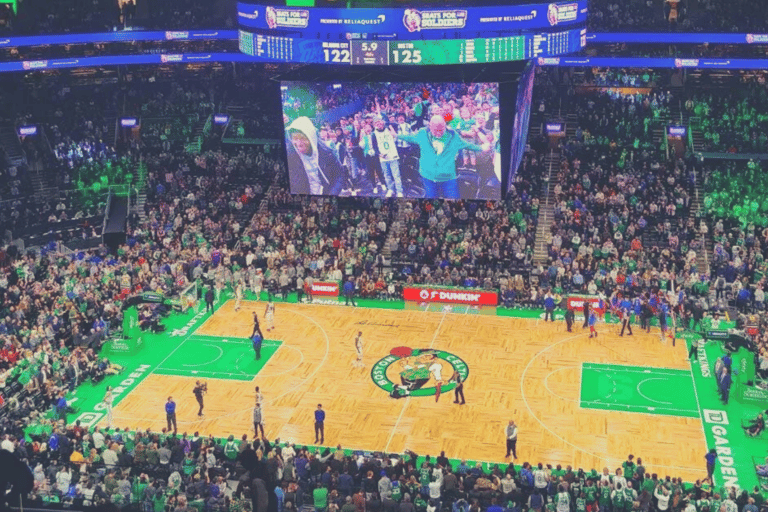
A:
[
  {"left": 353, "top": 331, "right": 364, "bottom": 367},
  {"left": 253, "top": 401, "right": 265, "bottom": 438},
  {"left": 251, "top": 311, "right": 263, "bottom": 338},
  {"left": 251, "top": 269, "right": 264, "bottom": 300},
  {"left": 255, "top": 386, "right": 263, "bottom": 405},
  {"left": 427, "top": 354, "right": 444, "bottom": 403},
  {"left": 265, "top": 299, "right": 275, "bottom": 331},
  {"left": 620, "top": 304, "right": 633, "bottom": 336},
  {"left": 103, "top": 386, "right": 114, "bottom": 428},
  {"left": 588, "top": 310, "right": 598, "bottom": 338},
  {"left": 234, "top": 281, "right": 244, "bottom": 312}
]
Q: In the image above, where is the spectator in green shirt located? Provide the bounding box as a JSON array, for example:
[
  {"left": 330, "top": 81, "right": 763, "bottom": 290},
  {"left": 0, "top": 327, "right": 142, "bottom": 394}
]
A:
[{"left": 314, "top": 485, "right": 329, "bottom": 512}]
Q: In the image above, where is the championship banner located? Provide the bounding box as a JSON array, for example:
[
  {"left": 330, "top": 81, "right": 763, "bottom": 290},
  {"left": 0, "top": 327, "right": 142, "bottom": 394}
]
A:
[
  {"left": 403, "top": 286, "right": 498, "bottom": 306},
  {"left": 566, "top": 295, "right": 606, "bottom": 314},
  {"left": 309, "top": 281, "right": 339, "bottom": 297}
]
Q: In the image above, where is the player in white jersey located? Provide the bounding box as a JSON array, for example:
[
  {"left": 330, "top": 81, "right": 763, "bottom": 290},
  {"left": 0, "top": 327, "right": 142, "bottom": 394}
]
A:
[
  {"left": 427, "top": 353, "right": 445, "bottom": 403},
  {"left": 251, "top": 269, "right": 264, "bottom": 300},
  {"left": 103, "top": 386, "right": 114, "bottom": 428},
  {"left": 265, "top": 299, "right": 275, "bottom": 331},
  {"left": 372, "top": 117, "right": 403, "bottom": 197},
  {"left": 354, "top": 331, "right": 364, "bottom": 367},
  {"left": 234, "top": 281, "right": 244, "bottom": 312}
]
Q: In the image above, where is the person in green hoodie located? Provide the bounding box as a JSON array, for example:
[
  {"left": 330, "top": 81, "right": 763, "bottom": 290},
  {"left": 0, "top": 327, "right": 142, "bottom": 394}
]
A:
[{"left": 395, "top": 115, "right": 491, "bottom": 199}]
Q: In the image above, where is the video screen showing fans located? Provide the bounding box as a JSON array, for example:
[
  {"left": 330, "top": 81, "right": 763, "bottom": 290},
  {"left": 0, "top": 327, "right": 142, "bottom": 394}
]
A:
[{"left": 282, "top": 81, "right": 501, "bottom": 200}]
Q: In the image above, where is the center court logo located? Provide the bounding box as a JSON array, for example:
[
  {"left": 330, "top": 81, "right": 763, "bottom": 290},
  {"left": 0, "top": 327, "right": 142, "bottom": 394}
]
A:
[{"left": 371, "top": 346, "right": 468, "bottom": 399}]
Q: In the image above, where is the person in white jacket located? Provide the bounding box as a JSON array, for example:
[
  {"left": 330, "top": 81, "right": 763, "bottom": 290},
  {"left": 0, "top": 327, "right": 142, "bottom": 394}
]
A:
[
  {"left": 655, "top": 485, "right": 671, "bottom": 511},
  {"left": 56, "top": 466, "right": 72, "bottom": 494}
]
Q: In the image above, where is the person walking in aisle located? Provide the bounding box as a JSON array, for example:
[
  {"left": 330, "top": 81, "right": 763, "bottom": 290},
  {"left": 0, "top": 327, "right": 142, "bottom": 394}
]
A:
[
  {"left": 165, "top": 396, "right": 177, "bottom": 435},
  {"left": 315, "top": 403, "right": 326, "bottom": 444},
  {"left": 56, "top": 392, "right": 68, "bottom": 423},
  {"left": 505, "top": 420, "right": 518, "bottom": 459},
  {"left": 253, "top": 402, "right": 265, "bottom": 438},
  {"left": 103, "top": 386, "right": 114, "bottom": 428},
  {"left": 451, "top": 370, "right": 465, "bottom": 404}
]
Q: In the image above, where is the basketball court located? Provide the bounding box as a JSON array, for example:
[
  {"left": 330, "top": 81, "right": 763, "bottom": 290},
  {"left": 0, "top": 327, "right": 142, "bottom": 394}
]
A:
[{"left": 91, "top": 298, "right": 711, "bottom": 483}]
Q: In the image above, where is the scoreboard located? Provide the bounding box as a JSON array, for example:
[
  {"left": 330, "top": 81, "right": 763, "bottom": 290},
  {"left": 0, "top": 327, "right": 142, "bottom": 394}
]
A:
[
  {"left": 237, "top": 1, "right": 587, "bottom": 39},
  {"left": 241, "top": 27, "right": 585, "bottom": 64},
  {"left": 238, "top": 0, "right": 587, "bottom": 65}
]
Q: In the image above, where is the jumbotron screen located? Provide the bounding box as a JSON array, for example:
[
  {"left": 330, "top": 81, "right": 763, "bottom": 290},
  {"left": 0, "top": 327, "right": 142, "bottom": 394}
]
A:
[{"left": 282, "top": 81, "right": 501, "bottom": 200}]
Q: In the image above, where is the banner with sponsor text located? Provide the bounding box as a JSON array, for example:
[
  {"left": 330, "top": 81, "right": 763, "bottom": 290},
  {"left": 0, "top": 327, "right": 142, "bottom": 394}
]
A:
[{"left": 403, "top": 286, "right": 498, "bottom": 306}]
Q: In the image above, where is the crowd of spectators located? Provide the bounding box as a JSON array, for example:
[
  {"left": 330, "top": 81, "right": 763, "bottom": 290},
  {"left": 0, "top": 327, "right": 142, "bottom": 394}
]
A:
[
  {"left": 2, "top": 32, "right": 768, "bottom": 512},
  {"left": 0, "top": 0, "right": 229, "bottom": 35},
  {"left": 587, "top": 0, "right": 768, "bottom": 32},
  {"left": 4, "top": 417, "right": 766, "bottom": 512},
  {"left": 388, "top": 147, "right": 543, "bottom": 302},
  {"left": 538, "top": 87, "right": 704, "bottom": 305},
  {"left": 685, "top": 85, "right": 768, "bottom": 154}
]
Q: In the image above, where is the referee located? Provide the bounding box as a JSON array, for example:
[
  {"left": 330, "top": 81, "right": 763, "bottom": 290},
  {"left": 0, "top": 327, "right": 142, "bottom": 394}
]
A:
[{"left": 451, "top": 370, "right": 465, "bottom": 405}]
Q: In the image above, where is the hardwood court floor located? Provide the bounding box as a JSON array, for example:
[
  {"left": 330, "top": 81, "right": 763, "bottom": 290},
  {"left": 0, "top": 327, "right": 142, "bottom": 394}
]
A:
[{"left": 111, "top": 301, "right": 706, "bottom": 481}]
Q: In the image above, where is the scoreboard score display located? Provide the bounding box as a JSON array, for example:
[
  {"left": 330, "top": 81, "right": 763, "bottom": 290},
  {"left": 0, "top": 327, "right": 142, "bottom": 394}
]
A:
[
  {"left": 238, "top": 1, "right": 587, "bottom": 65},
  {"left": 241, "top": 28, "right": 585, "bottom": 64}
]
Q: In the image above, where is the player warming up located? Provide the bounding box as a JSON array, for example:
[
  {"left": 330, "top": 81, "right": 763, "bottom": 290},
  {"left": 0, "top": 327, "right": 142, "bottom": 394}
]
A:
[
  {"left": 265, "top": 299, "right": 275, "bottom": 331},
  {"left": 353, "top": 331, "right": 364, "bottom": 367},
  {"left": 234, "top": 281, "right": 244, "bottom": 312}
]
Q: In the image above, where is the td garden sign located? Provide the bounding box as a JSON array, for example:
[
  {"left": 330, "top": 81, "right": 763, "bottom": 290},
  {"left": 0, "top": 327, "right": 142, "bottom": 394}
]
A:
[{"left": 371, "top": 346, "right": 468, "bottom": 399}]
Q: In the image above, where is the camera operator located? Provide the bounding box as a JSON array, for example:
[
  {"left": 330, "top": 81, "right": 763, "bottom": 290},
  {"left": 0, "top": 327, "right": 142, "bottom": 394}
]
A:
[{"left": 194, "top": 380, "right": 208, "bottom": 417}]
